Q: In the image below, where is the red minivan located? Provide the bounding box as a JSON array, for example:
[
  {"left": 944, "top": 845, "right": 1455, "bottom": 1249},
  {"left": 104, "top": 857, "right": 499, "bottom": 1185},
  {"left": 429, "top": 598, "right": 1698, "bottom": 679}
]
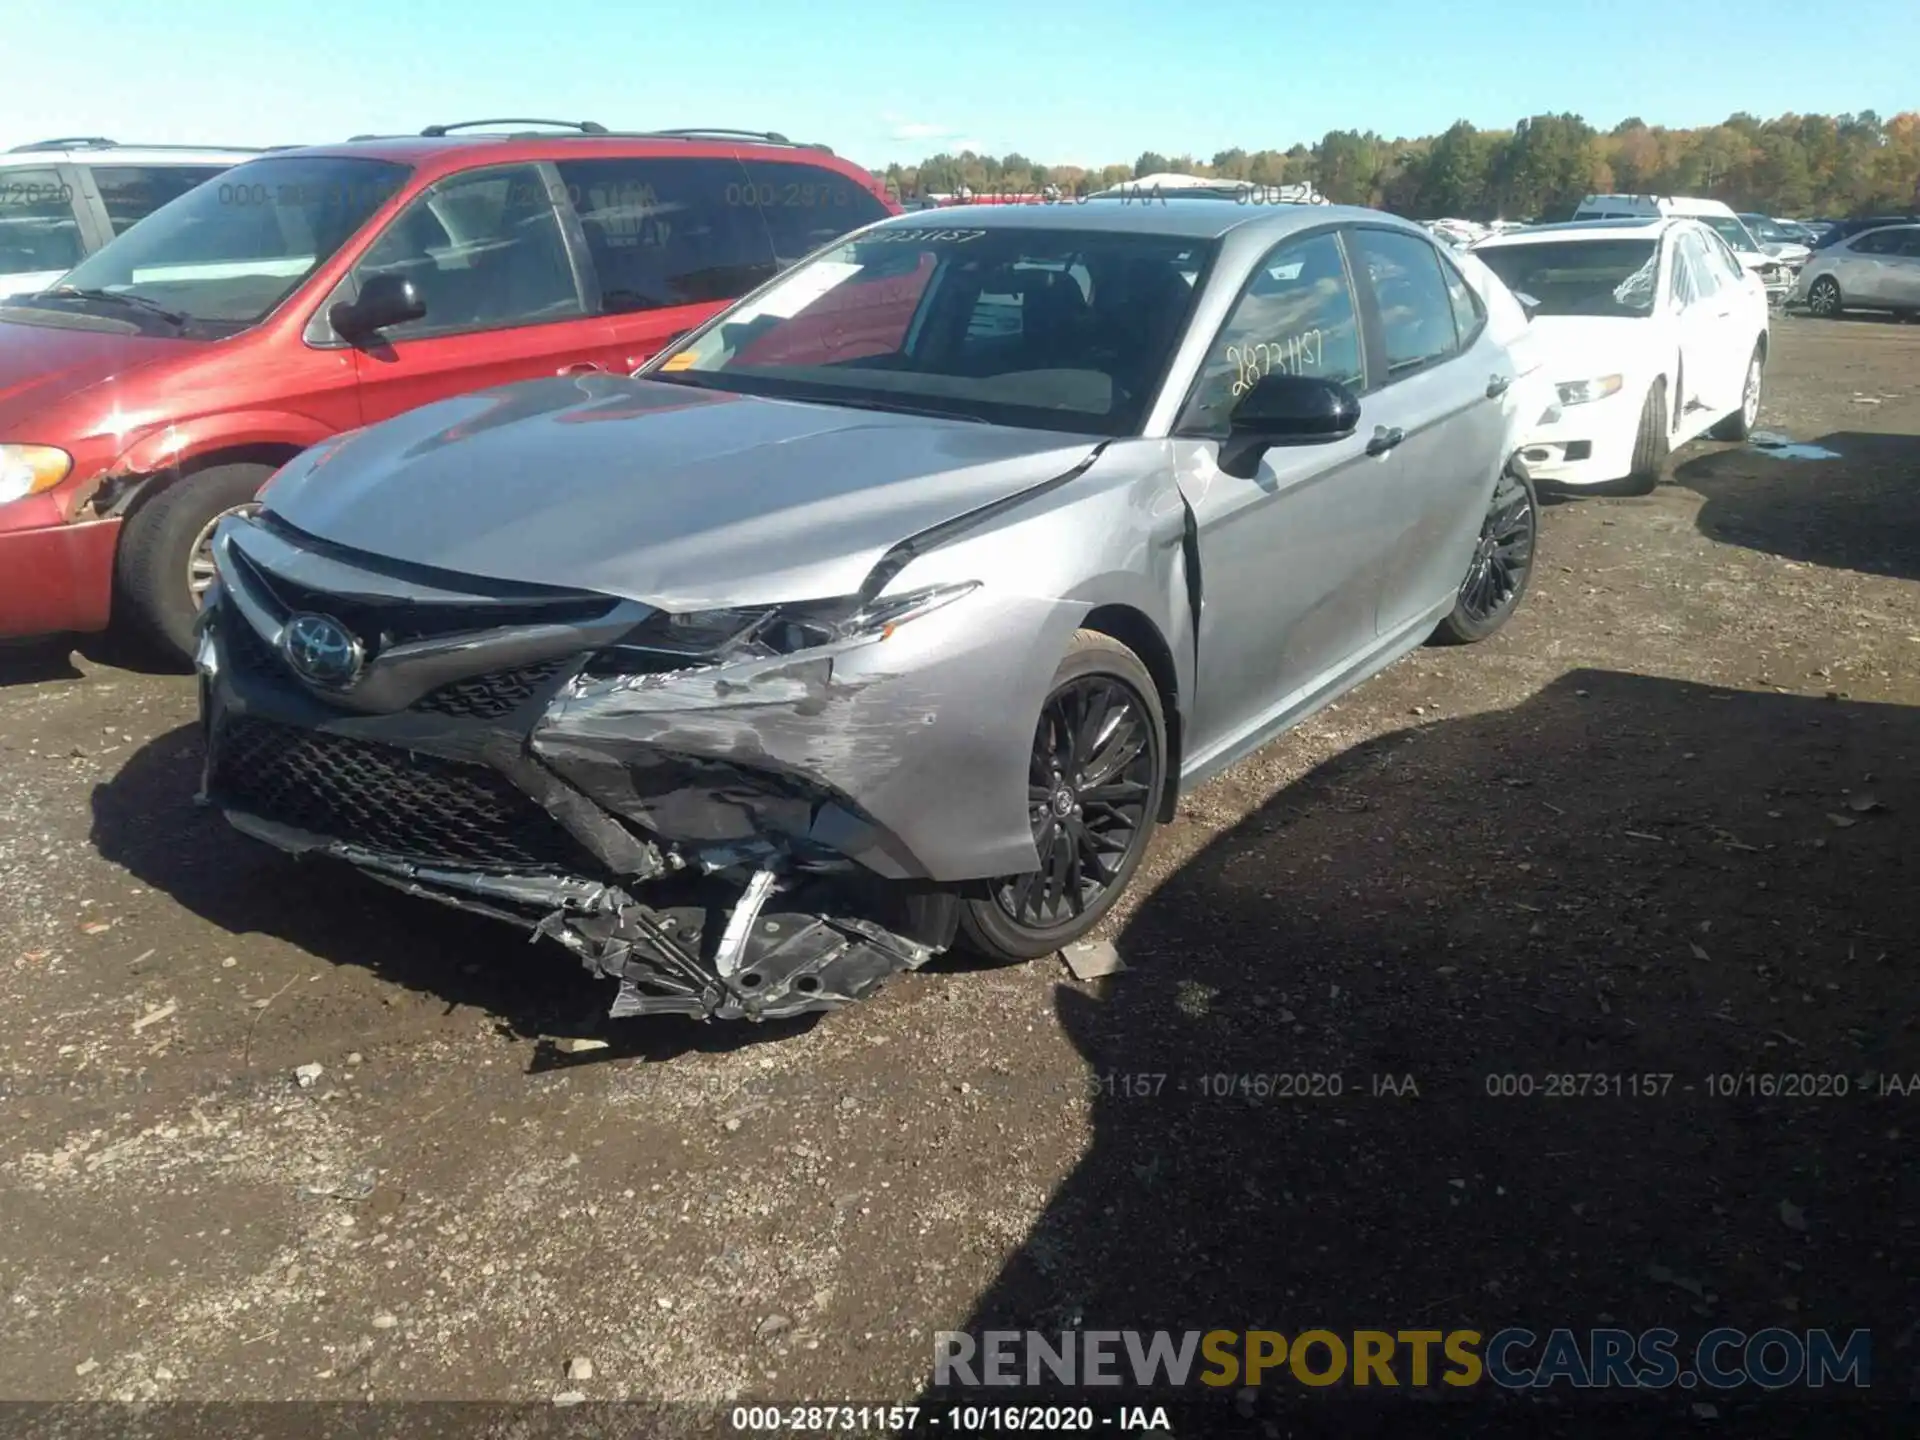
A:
[{"left": 0, "top": 122, "right": 896, "bottom": 659}]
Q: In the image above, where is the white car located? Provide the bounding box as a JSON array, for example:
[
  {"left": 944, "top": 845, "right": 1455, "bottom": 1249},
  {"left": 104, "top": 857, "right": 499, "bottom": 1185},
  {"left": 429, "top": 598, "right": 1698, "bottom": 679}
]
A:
[
  {"left": 1792, "top": 223, "right": 1920, "bottom": 320},
  {"left": 1571, "top": 194, "right": 1794, "bottom": 303},
  {"left": 0, "top": 138, "right": 262, "bottom": 300},
  {"left": 1473, "top": 217, "right": 1769, "bottom": 494}
]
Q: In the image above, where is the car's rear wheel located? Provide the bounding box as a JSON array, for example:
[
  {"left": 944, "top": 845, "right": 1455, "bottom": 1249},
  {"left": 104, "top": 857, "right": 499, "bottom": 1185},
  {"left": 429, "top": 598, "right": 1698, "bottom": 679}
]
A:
[
  {"left": 1709, "top": 342, "right": 1764, "bottom": 441},
  {"left": 956, "top": 630, "right": 1166, "bottom": 963},
  {"left": 1805, "top": 275, "right": 1842, "bottom": 318},
  {"left": 1621, "top": 377, "right": 1670, "bottom": 495},
  {"left": 114, "top": 463, "right": 270, "bottom": 666},
  {"left": 1430, "top": 463, "right": 1538, "bottom": 646}
]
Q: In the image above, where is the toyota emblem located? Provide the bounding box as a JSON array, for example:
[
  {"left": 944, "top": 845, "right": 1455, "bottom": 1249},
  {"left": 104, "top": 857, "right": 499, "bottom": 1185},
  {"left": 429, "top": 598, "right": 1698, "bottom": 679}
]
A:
[{"left": 280, "top": 612, "right": 365, "bottom": 689}]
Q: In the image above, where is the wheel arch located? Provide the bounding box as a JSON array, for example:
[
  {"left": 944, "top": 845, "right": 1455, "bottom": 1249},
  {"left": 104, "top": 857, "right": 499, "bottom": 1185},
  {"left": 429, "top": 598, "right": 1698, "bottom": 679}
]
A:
[
  {"left": 108, "top": 443, "right": 303, "bottom": 523},
  {"left": 1079, "top": 602, "right": 1182, "bottom": 822}
]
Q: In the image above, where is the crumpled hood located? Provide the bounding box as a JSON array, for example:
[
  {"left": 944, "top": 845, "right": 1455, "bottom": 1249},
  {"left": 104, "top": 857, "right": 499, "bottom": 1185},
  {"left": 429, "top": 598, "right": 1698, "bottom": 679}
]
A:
[
  {"left": 263, "top": 374, "right": 1103, "bottom": 610},
  {"left": 1524, "top": 315, "right": 1656, "bottom": 384},
  {"left": 0, "top": 312, "right": 195, "bottom": 435}
]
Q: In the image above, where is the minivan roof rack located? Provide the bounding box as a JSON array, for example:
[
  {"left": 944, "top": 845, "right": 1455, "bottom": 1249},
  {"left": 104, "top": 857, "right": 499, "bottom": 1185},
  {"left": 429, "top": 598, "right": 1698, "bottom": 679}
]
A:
[
  {"left": 641, "top": 127, "right": 792, "bottom": 145},
  {"left": 419, "top": 118, "right": 608, "bottom": 137},
  {"left": 8, "top": 137, "right": 271, "bottom": 154},
  {"left": 9, "top": 137, "right": 118, "bottom": 152}
]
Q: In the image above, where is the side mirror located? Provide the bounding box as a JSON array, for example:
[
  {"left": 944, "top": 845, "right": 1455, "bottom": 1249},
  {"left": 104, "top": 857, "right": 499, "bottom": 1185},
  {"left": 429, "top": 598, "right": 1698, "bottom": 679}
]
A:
[
  {"left": 1514, "top": 290, "right": 1544, "bottom": 322},
  {"left": 330, "top": 273, "right": 426, "bottom": 343},
  {"left": 1218, "top": 373, "right": 1361, "bottom": 478}
]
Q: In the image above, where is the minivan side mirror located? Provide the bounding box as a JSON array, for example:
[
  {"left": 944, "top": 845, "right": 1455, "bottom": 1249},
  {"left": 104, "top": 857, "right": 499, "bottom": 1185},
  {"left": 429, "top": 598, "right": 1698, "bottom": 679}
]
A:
[
  {"left": 330, "top": 273, "right": 426, "bottom": 343},
  {"left": 1218, "top": 372, "right": 1361, "bottom": 478}
]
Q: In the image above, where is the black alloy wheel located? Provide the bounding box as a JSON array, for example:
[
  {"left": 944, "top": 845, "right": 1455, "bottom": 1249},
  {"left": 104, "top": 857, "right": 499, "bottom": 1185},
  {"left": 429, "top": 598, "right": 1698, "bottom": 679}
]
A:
[
  {"left": 1432, "top": 464, "right": 1539, "bottom": 645},
  {"left": 957, "top": 631, "right": 1166, "bottom": 961}
]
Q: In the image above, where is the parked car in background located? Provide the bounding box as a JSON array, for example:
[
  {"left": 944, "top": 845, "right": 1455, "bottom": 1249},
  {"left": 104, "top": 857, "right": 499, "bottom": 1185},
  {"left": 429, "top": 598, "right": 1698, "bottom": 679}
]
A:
[
  {"left": 1793, "top": 223, "right": 1920, "bottom": 319},
  {"left": 1474, "top": 217, "right": 1769, "bottom": 495},
  {"left": 195, "top": 200, "right": 1543, "bottom": 1021},
  {"left": 1, "top": 138, "right": 264, "bottom": 300},
  {"left": 1808, "top": 213, "right": 1920, "bottom": 253},
  {"left": 1737, "top": 213, "right": 1811, "bottom": 270},
  {"left": 0, "top": 121, "right": 895, "bottom": 659},
  {"left": 1571, "top": 195, "right": 1793, "bottom": 302}
]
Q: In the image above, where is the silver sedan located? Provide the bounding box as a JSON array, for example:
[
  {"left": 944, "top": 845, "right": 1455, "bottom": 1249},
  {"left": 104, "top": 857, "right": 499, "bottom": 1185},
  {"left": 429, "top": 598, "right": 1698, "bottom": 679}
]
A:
[{"left": 196, "top": 200, "right": 1543, "bottom": 1020}]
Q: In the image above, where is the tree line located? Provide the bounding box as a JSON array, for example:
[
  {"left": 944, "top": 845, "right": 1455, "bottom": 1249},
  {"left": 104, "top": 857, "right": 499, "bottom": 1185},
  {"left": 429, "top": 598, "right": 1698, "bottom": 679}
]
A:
[{"left": 874, "top": 111, "right": 1920, "bottom": 221}]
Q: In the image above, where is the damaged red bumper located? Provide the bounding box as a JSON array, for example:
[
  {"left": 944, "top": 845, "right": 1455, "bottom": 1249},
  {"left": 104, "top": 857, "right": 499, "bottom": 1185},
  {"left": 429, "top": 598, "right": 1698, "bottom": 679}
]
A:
[{"left": 0, "top": 507, "right": 121, "bottom": 639}]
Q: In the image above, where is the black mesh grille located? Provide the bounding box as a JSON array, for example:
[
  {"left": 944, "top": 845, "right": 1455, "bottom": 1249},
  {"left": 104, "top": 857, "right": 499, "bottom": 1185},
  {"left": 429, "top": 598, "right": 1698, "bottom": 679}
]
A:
[
  {"left": 413, "top": 658, "right": 573, "bottom": 719},
  {"left": 210, "top": 716, "right": 599, "bottom": 873},
  {"left": 218, "top": 600, "right": 281, "bottom": 679}
]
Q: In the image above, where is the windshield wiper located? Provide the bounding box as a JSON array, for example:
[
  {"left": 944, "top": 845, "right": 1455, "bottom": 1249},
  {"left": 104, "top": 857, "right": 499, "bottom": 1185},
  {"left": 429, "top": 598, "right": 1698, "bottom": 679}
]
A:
[
  {"left": 39, "top": 286, "right": 188, "bottom": 328},
  {"left": 804, "top": 395, "right": 990, "bottom": 424}
]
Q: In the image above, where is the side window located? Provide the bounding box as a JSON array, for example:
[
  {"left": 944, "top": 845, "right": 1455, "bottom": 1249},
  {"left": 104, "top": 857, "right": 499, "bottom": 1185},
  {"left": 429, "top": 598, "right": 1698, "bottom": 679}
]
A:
[
  {"left": 350, "top": 165, "right": 582, "bottom": 338},
  {"left": 1850, "top": 229, "right": 1892, "bottom": 255},
  {"left": 1894, "top": 229, "right": 1920, "bottom": 257},
  {"left": 89, "top": 165, "right": 228, "bottom": 235},
  {"left": 1666, "top": 240, "right": 1698, "bottom": 307},
  {"left": 1437, "top": 251, "right": 1486, "bottom": 348},
  {"left": 736, "top": 160, "right": 890, "bottom": 268},
  {"left": 1704, "top": 231, "right": 1745, "bottom": 284},
  {"left": 1350, "top": 227, "right": 1462, "bottom": 381},
  {"left": 556, "top": 157, "right": 775, "bottom": 314},
  {"left": 0, "top": 167, "right": 84, "bottom": 277},
  {"left": 1177, "top": 230, "right": 1363, "bottom": 436},
  {"left": 1676, "top": 232, "right": 1720, "bottom": 299}
]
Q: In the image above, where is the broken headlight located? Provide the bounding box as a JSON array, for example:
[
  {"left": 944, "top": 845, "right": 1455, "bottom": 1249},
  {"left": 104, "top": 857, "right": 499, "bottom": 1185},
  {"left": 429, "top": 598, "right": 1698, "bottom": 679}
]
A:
[{"left": 588, "top": 582, "right": 979, "bottom": 672}]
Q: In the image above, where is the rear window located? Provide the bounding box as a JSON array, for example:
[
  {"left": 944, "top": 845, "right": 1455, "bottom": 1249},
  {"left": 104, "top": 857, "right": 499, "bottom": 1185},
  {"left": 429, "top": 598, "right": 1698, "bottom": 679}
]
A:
[
  {"left": 554, "top": 156, "right": 887, "bottom": 316},
  {"left": 90, "top": 164, "right": 233, "bottom": 234}
]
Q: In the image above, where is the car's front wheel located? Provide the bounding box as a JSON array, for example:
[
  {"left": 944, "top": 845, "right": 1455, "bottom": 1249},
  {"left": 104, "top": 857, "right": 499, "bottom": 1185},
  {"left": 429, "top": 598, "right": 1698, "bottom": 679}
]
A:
[
  {"left": 1805, "top": 275, "right": 1842, "bottom": 318},
  {"left": 957, "top": 630, "right": 1166, "bottom": 963},
  {"left": 1430, "top": 462, "right": 1538, "bottom": 646}
]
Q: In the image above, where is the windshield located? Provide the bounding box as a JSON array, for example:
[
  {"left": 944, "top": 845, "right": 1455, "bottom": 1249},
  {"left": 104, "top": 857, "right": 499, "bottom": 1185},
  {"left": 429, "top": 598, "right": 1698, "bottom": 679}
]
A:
[
  {"left": 645, "top": 225, "right": 1218, "bottom": 436},
  {"left": 1701, "top": 215, "right": 1758, "bottom": 253},
  {"left": 1741, "top": 215, "right": 1789, "bottom": 245},
  {"left": 1476, "top": 240, "right": 1660, "bottom": 318},
  {"left": 37, "top": 156, "right": 409, "bottom": 334}
]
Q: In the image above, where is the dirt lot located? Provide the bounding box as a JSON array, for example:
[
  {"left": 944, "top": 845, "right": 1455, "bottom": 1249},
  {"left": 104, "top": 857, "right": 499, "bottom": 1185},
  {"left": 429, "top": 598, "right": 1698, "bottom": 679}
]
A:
[{"left": 1, "top": 316, "right": 1916, "bottom": 1437}]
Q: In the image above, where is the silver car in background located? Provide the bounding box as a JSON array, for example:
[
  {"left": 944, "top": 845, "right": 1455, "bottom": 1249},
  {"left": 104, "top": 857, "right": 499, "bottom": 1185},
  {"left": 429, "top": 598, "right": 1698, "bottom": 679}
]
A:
[
  {"left": 196, "top": 201, "right": 1542, "bottom": 1021},
  {"left": 1794, "top": 223, "right": 1920, "bottom": 319}
]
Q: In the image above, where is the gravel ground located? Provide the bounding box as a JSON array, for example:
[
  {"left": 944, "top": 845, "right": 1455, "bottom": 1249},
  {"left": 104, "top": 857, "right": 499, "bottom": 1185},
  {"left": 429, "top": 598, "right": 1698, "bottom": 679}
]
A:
[{"left": 0, "top": 315, "right": 1915, "bottom": 1438}]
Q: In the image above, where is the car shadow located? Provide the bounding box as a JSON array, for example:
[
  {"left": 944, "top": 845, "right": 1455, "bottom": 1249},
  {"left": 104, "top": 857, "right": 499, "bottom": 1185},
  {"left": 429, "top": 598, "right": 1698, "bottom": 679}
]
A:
[
  {"left": 1677, "top": 430, "right": 1920, "bottom": 583},
  {"left": 87, "top": 721, "right": 815, "bottom": 1066},
  {"left": 0, "top": 628, "right": 186, "bottom": 687},
  {"left": 911, "top": 670, "right": 1915, "bottom": 1436}
]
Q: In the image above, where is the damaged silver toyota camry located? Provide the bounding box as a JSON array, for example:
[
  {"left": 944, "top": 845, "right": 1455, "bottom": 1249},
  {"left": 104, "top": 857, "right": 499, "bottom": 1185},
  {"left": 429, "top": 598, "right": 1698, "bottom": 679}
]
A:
[{"left": 195, "top": 201, "right": 1544, "bottom": 1020}]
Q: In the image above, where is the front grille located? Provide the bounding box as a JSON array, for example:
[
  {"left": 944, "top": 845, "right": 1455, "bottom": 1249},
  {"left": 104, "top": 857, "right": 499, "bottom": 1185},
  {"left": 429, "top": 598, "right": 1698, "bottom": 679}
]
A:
[
  {"left": 413, "top": 658, "right": 573, "bottom": 719},
  {"left": 218, "top": 600, "right": 281, "bottom": 679},
  {"left": 210, "top": 716, "right": 599, "bottom": 873}
]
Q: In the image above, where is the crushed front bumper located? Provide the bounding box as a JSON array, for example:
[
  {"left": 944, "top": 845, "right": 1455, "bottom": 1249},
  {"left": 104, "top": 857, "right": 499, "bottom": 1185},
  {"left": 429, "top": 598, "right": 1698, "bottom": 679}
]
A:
[{"left": 193, "top": 517, "right": 991, "bottom": 1021}]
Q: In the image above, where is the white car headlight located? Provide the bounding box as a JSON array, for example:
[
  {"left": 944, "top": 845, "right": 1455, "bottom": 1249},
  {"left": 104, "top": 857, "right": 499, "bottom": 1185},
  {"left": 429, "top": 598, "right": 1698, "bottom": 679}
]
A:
[
  {"left": 0, "top": 444, "right": 74, "bottom": 505},
  {"left": 1554, "top": 375, "right": 1624, "bottom": 407}
]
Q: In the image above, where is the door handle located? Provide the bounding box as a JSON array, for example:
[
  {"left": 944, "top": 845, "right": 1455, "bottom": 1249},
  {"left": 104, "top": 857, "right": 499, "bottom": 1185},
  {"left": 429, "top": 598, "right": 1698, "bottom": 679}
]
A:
[
  {"left": 558, "top": 361, "right": 606, "bottom": 375},
  {"left": 1486, "top": 374, "right": 1511, "bottom": 398},
  {"left": 1366, "top": 425, "right": 1405, "bottom": 456}
]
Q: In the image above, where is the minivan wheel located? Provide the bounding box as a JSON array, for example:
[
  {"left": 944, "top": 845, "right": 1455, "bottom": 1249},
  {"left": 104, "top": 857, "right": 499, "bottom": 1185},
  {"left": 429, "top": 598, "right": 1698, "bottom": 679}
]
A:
[
  {"left": 957, "top": 630, "right": 1166, "bottom": 963},
  {"left": 1430, "top": 463, "right": 1538, "bottom": 646},
  {"left": 115, "top": 463, "right": 272, "bottom": 665},
  {"left": 1805, "top": 275, "right": 1842, "bottom": 318}
]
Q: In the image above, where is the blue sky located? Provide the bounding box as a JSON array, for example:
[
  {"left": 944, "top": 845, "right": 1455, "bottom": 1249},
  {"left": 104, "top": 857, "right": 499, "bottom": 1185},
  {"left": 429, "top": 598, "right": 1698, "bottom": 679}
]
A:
[{"left": 9, "top": 0, "right": 1917, "bottom": 169}]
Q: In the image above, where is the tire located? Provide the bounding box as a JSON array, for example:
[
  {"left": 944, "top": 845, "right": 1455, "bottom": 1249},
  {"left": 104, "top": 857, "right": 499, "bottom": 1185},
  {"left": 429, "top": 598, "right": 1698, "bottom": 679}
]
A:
[
  {"left": 1431, "top": 462, "right": 1539, "bottom": 646},
  {"left": 1805, "top": 275, "right": 1842, "bottom": 319},
  {"left": 956, "top": 630, "right": 1167, "bottom": 963},
  {"left": 1708, "top": 341, "right": 1764, "bottom": 441},
  {"left": 1620, "top": 377, "right": 1669, "bottom": 495},
  {"left": 114, "top": 463, "right": 271, "bottom": 664}
]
